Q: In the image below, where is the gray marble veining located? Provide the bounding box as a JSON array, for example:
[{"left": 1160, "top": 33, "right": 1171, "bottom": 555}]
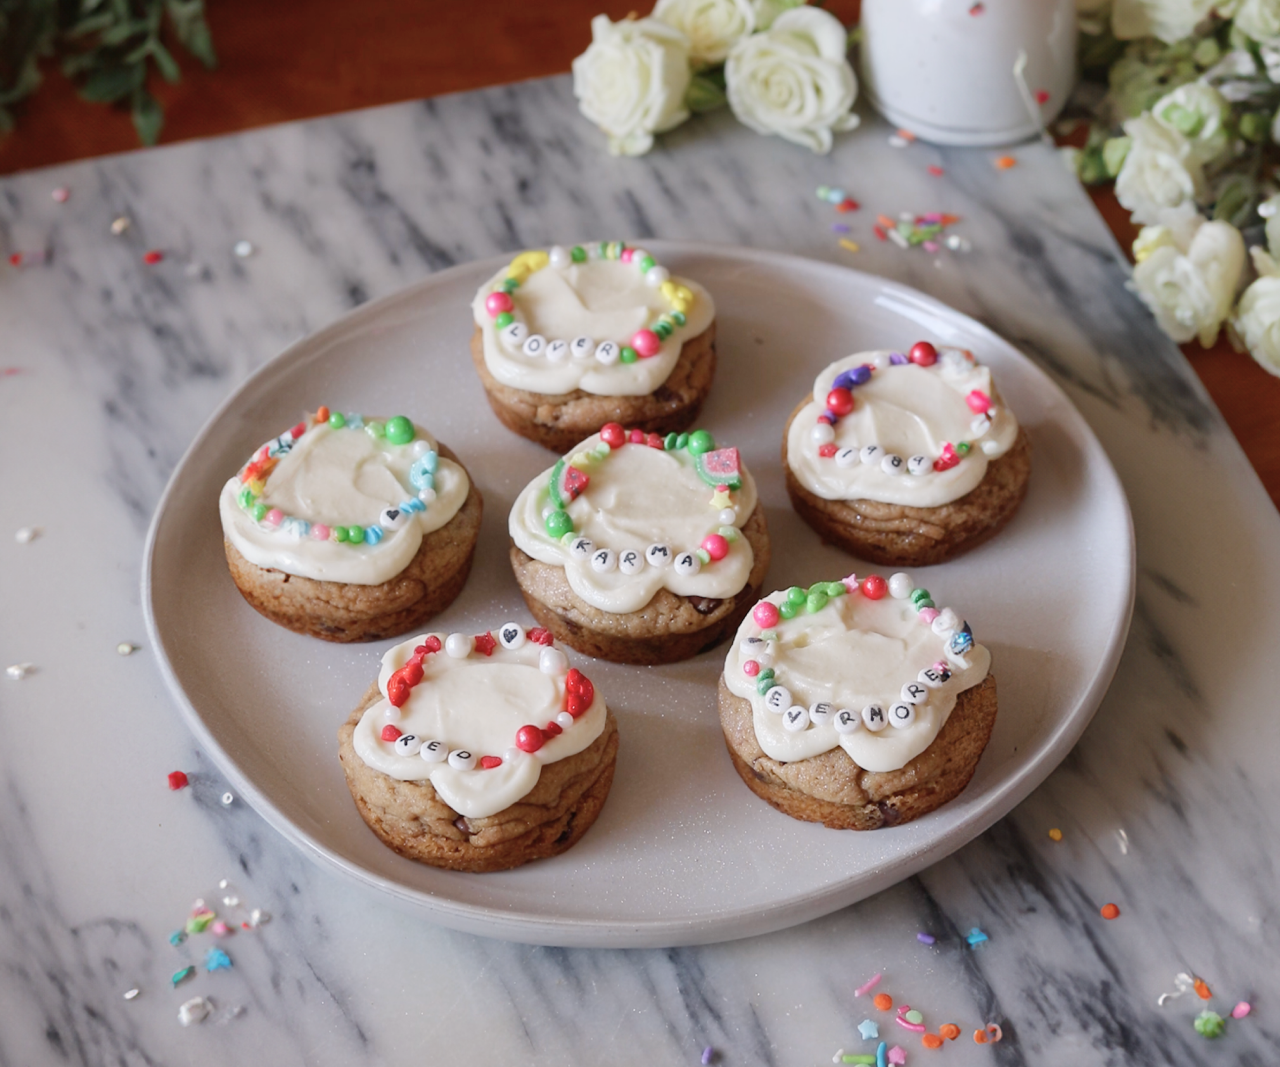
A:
[{"left": 2, "top": 76, "right": 1278, "bottom": 1065}]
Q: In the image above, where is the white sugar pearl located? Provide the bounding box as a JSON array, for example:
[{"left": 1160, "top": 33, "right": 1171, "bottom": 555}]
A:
[
  {"left": 764, "top": 685, "right": 792, "bottom": 713},
  {"left": 631, "top": 248, "right": 650, "bottom": 263},
  {"left": 645, "top": 543, "right": 672, "bottom": 567},
  {"left": 445, "top": 633, "right": 473, "bottom": 658},
  {"left": 919, "top": 667, "right": 948, "bottom": 688},
  {"left": 394, "top": 733, "right": 423, "bottom": 756},
  {"left": 889, "top": 702, "right": 916, "bottom": 728},
  {"left": 860, "top": 444, "right": 882, "bottom": 465},
  {"left": 590, "top": 548, "right": 617, "bottom": 573},
  {"left": 569, "top": 537, "right": 594, "bottom": 560},
  {"left": 673, "top": 551, "right": 701, "bottom": 576},
  {"left": 379, "top": 506, "right": 409, "bottom": 531},
  {"left": 384, "top": 704, "right": 402, "bottom": 721},
  {"left": 420, "top": 740, "right": 448, "bottom": 763},
  {"left": 718, "top": 508, "right": 737, "bottom": 525},
  {"left": 836, "top": 447, "right": 859, "bottom": 468},
  {"left": 411, "top": 439, "right": 431, "bottom": 456},
  {"left": 540, "top": 647, "right": 568, "bottom": 675},
  {"left": 555, "top": 711, "right": 575, "bottom": 729},
  {"left": 901, "top": 682, "right": 929, "bottom": 704},
  {"left": 618, "top": 548, "right": 645, "bottom": 575},
  {"left": 504, "top": 747, "right": 521, "bottom": 763},
  {"left": 907, "top": 455, "right": 931, "bottom": 476},
  {"left": 812, "top": 423, "right": 836, "bottom": 445},
  {"left": 498, "top": 622, "right": 526, "bottom": 650},
  {"left": 932, "top": 608, "right": 959, "bottom": 636},
  {"left": 645, "top": 265, "right": 670, "bottom": 287},
  {"left": 500, "top": 321, "right": 528, "bottom": 346},
  {"left": 448, "top": 749, "right": 477, "bottom": 770},
  {"left": 982, "top": 440, "right": 1000, "bottom": 455},
  {"left": 546, "top": 339, "right": 570, "bottom": 362},
  {"left": 862, "top": 704, "right": 889, "bottom": 731},
  {"left": 808, "top": 702, "right": 834, "bottom": 726},
  {"left": 971, "top": 414, "right": 991, "bottom": 436},
  {"left": 571, "top": 336, "right": 595, "bottom": 359},
  {"left": 834, "top": 708, "right": 861, "bottom": 734},
  {"left": 783, "top": 705, "right": 809, "bottom": 732},
  {"left": 881, "top": 453, "right": 905, "bottom": 475},
  {"left": 548, "top": 245, "right": 570, "bottom": 269},
  {"left": 522, "top": 334, "right": 547, "bottom": 357},
  {"left": 595, "top": 340, "right": 620, "bottom": 365},
  {"left": 888, "top": 573, "right": 913, "bottom": 599},
  {"left": 418, "top": 486, "right": 437, "bottom": 504}
]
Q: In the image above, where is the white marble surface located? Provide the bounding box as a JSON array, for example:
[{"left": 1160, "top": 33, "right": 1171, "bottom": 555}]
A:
[{"left": 1, "top": 77, "right": 1277, "bottom": 1065}]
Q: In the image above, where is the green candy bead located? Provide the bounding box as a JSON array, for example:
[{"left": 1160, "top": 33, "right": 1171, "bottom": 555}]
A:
[
  {"left": 347, "top": 525, "right": 364, "bottom": 543},
  {"left": 686, "top": 429, "right": 715, "bottom": 455},
  {"left": 638, "top": 255, "right": 656, "bottom": 272},
  {"left": 571, "top": 245, "right": 587, "bottom": 263},
  {"left": 757, "top": 668, "right": 775, "bottom": 683},
  {"left": 696, "top": 548, "right": 711, "bottom": 564},
  {"left": 334, "top": 525, "right": 349, "bottom": 543},
  {"left": 718, "top": 526, "right": 738, "bottom": 541},
  {"left": 384, "top": 416, "right": 414, "bottom": 445},
  {"left": 786, "top": 586, "right": 806, "bottom": 605},
  {"left": 904, "top": 1010, "right": 924, "bottom": 1025},
  {"left": 495, "top": 311, "right": 514, "bottom": 328},
  {"left": 620, "top": 346, "right": 638, "bottom": 363},
  {"left": 654, "top": 323, "right": 672, "bottom": 340},
  {"left": 238, "top": 488, "right": 254, "bottom": 509},
  {"left": 808, "top": 582, "right": 828, "bottom": 597},
  {"left": 671, "top": 310, "right": 686, "bottom": 326},
  {"left": 675, "top": 433, "right": 689, "bottom": 449},
  {"left": 824, "top": 581, "right": 847, "bottom": 597},
  {"left": 779, "top": 602, "right": 798, "bottom": 620},
  {"left": 544, "top": 510, "right": 573, "bottom": 539},
  {"left": 1194, "top": 1011, "right": 1225, "bottom": 1038},
  {"left": 910, "top": 588, "right": 931, "bottom": 605},
  {"left": 365, "top": 420, "right": 384, "bottom": 439},
  {"left": 806, "top": 592, "right": 828, "bottom": 613},
  {"left": 664, "top": 433, "right": 679, "bottom": 450},
  {"left": 327, "top": 411, "right": 346, "bottom": 429},
  {"left": 502, "top": 277, "right": 519, "bottom": 292},
  {"left": 759, "top": 629, "right": 778, "bottom": 642},
  {"left": 252, "top": 503, "right": 267, "bottom": 522},
  {"left": 956, "top": 441, "right": 971, "bottom": 454},
  {"left": 598, "top": 241, "right": 609, "bottom": 258},
  {"left": 915, "top": 598, "right": 936, "bottom": 611}
]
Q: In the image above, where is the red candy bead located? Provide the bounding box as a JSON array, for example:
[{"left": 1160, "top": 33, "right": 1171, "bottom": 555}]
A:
[
  {"left": 743, "top": 660, "right": 761, "bottom": 677},
  {"left": 818, "top": 443, "right": 838, "bottom": 458},
  {"left": 966, "top": 389, "right": 992, "bottom": 414},
  {"left": 825, "top": 387, "right": 855, "bottom": 417},
  {"left": 419, "top": 635, "right": 442, "bottom": 654},
  {"left": 167, "top": 771, "right": 189, "bottom": 791},
  {"left": 543, "top": 721, "right": 563, "bottom": 736},
  {"left": 631, "top": 328, "right": 662, "bottom": 357},
  {"left": 753, "top": 601, "right": 780, "bottom": 628},
  {"left": 473, "top": 632, "right": 497, "bottom": 657},
  {"left": 862, "top": 575, "right": 888, "bottom": 600},
  {"left": 933, "top": 443, "right": 960, "bottom": 472},
  {"left": 528, "top": 627, "right": 554, "bottom": 646},
  {"left": 646, "top": 432, "right": 664, "bottom": 449},
  {"left": 485, "top": 291, "right": 513, "bottom": 317},
  {"left": 909, "top": 341, "right": 938, "bottom": 366},
  {"left": 380, "top": 725, "right": 402, "bottom": 742},
  {"left": 702, "top": 533, "right": 729, "bottom": 561},
  {"left": 629, "top": 428, "right": 645, "bottom": 443},
  {"left": 600, "top": 423, "right": 625, "bottom": 448},
  {"left": 516, "top": 725, "right": 544, "bottom": 752},
  {"left": 479, "top": 755, "right": 503, "bottom": 769},
  {"left": 142, "top": 249, "right": 164, "bottom": 265},
  {"left": 290, "top": 422, "right": 307, "bottom": 439}
]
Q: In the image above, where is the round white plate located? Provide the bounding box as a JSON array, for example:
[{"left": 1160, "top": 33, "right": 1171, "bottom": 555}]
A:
[{"left": 143, "top": 242, "right": 1134, "bottom": 948}]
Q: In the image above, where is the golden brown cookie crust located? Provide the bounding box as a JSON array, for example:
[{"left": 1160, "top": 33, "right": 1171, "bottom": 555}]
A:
[
  {"left": 338, "top": 682, "right": 619, "bottom": 872},
  {"left": 510, "top": 505, "right": 772, "bottom": 665},
  {"left": 470, "top": 322, "right": 717, "bottom": 454},
  {"left": 717, "top": 672, "right": 998, "bottom": 830},
  {"left": 782, "top": 400, "right": 1032, "bottom": 567},
  {"left": 224, "top": 444, "right": 483, "bottom": 643}
]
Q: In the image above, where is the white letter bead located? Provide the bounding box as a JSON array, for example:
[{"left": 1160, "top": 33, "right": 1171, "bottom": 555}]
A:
[
  {"left": 420, "top": 740, "right": 447, "bottom": 763},
  {"left": 836, "top": 447, "right": 860, "bottom": 468},
  {"left": 808, "top": 702, "right": 834, "bottom": 726},
  {"left": 500, "top": 321, "right": 528, "bottom": 346},
  {"left": 569, "top": 537, "right": 594, "bottom": 560},
  {"left": 907, "top": 455, "right": 931, "bottom": 476},
  {"left": 645, "top": 543, "right": 672, "bottom": 567},
  {"left": 448, "top": 749, "right": 477, "bottom": 770},
  {"left": 673, "top": 551, "right": 701, "bottom": 576},
  {"left": 379, "top": 506, "right": 409, "bottom": 531},
  {"left": 889, "top": 703, "right": 916, "bottom": 728},
  {"left": 522, "top": 334, "right": 547, "bottom": 357},
  {"left": 764, "top": 685, "right": 792, "bottom": 713},
  {"left": 444, "top": 633, "right": 473, "bottom": 658},
  {"left": 548, "top": 245, "right": 570, "bottom": 269},
  {"left": 901, "top": 682, "right": 929, "bottom": 704},
  {"left": 595, "top": 340, "right": 619, "bottom": 364},
  {"left": 498, "top": 622, "right": 526, "bottom": 650},
  {"left": 862, "top": 704, "right": 888, "bottom": 731},
  {"left": 812, "top": 423, "right": 836, "bottom": 445},
  {"left": 860, "top": 444, "right": 882, "bottom": 465},
  {"left": 546, "top": 339, "right": 569, "bottom": 362},
  {"left": 919, "top": 667, "right": 947, "bottom": 688},
  {"left": 888, "top": 573, "right": 913, "bottom": 599},
  {"left": 590, "top": 548, "right": 617, "bottom": 573},
  {"left": 834, "top": 708, "right": 861, "bottom": 734},
  {"left": 646, "top": 265, "right": 670, "bottom": 287},
  {"left": 618, "top": 549, "right": 644, "bottom": 575},
  {"left": 393, "top": 733, "right": 423, "bottom": 756},
  {"left": 783, "top": 706, "right": 809, "bottom": 732},
  {"left": 881, "top": 453, "right": 905, "bottom": 475},
  {"left": 571, "top": 336, "right": 596, "bottom": 359},
  {"left": 932, "top": 608, "right": 959, "bottom": 636},
  {"left": 539, "top": 647, "right": 568, "bottom": 675}
]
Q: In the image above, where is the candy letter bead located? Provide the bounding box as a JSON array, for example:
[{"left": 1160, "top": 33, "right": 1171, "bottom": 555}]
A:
[
  {"left": 888, "top": 573, "right": 913, "bottom": 599},
  {"left": 836, "top": 447, "right": 859, "bottom": 468},
  {"left": 522, "top": 334, "right": 547, "bottom": 357},
  {"left": 826, "top": 387, "right": 855, "bottom": 416},
  {"left": 907, "top": 455, "right": 931, "bottom": 476},
  {"left": 548, "top": 245, "right": 570, "bottom": 269},
  {"left": 379, "top": 507, "right": 408, "bottom": 531},
  {"left": 595, "top": 340, "right": 619, "bottom": 364},
  {"left": 764, "top": 686, "right": 792, "bottom": 712},
  {"left": 919, "top": 667, "right": 947, "bottom": 687},
  {"left": 539, "top": 647, "right": 568, "bottom": 674},
  {"left": 590, "top": 548, "right": 617, "bottom": 573},
  {"left": 546, "top": 339, "right": 569, "bottom": 362},
  {"left": 485, "top": 291, "right": 513, "bottom": 316},
  {"left": 673, "top": 551, "right": 701, "bottom": 576},
  {"left": 498, "top": 623, "right": 526, "bottom": 649},
  {"left": 909, "top": 341, "right": 938, "bottom": 366},
  {"left": 862, "top": 704, "right": 888, "bottom": 731},
  {"left": 420, "top": 740, "right": 447, "bottom": 763},
  {"left": 783, "top": 706, "right": 809, "bottom": 732},
  {"left": 889, "top": 702, "right": 916, "bottom": 728},
  {"left": 570, "top": 336, "right": 595, "bottom": 359},
  {"left": 569, "top": 537, "right": 594, "bottom": 560},
  {"left": 835, "top": 708, "right": 860, "bottom": 734},
  {"left": 445, "top": 633, "right": 473, "bottom": 658},
  {"left": 862, "top": 575, "right": 888, "bottom": 600},
  {"left": 619, "top": 549, "right": 644, "bottom": 575},
  {"left": 753, "top": 601, "right": 780, "bottom": 628},
  {"left": 393, "top": 733, "right": 423, "bottom": 756},
  {"left": 902, "top": 682, "right": 929, "bottom": 704},
  {"left": 881, "top": 453, "right": 905, "bottom": 475},
  {"left": 516, "top": 725, "right": 544, "bottom": 753},
  {"left": 809, "top": 702, "right": 834, "bottom": 726},
  {"left": 701, "top": 534, "right": 729, "bottom": 561},
  {"left": 448, "top": 749, "right": 477, "bottom": 770},
  {"left": 860, "top": 444, "right": 882, "bottom": 464},
  {"left": 500, "top": 321, "right": 528, "bottom": 346},
  {"left": 812, "top": 422, "right": 836, "bottom": 445},
  {"left": 631, "top": 329, "right": 661, "bottom": 357},
  {"left": 646, "top": 543, "right": 672, "bottom": 567}
]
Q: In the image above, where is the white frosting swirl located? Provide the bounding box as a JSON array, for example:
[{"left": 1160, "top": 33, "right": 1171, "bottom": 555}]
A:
[
  {"left": 785, "top": 349, "right": 1020, "bottom": 508},
  {"left": 509, "top": 432, "right": 758, "bottom": 614},
  {"left": 352, "top": 631, "right": 607, "bottom": 819},
  {"left": 219, "top": 420, "right": 469, "bottom": 586},
  {"left": 724, "top": 584, "right": 990, "bottom": 773},
  {"left": 472, "top": 257, "right": 715, "bottom": 397}
]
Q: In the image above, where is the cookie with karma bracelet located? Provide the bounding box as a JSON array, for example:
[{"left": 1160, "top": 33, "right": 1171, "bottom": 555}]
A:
[
  {"left": 470, "top": 241, "right": 716, "bottom": 453},
  {"left": 718, "top": 572, "right": 997, "bottom": 830},
  {"left": 508, "top": 423, "right": 771, "bottom": 665},
  {"left": 337, "top": 623, "right": 618, "bottom": 872},
  {"left": 783, "top": 342, "right": 1031, "bottom": 567},
  {"left": 219, "top": 406, "right": 482, "bottom": 642}
]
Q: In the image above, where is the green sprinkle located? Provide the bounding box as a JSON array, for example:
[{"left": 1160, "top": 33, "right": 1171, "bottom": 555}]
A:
[
  {"left": 759, "top": 629, "right": 777, "bottom": 642},
  {"left": 806, "top": 592, "right": 828, "bottom": 613},
  {"left": 237, "top": 488, "right": 254, "bottom": 509},
  {"left": 328, "top": 411, "right": 346, "bottom": 429},
  {"left": 365, "top": 420, "right": 384, "bottom": 439},
  {"left": 786, "top": 586, "right": 806, "bottom": 605},
  {"left": 718, "top": 526, "right": 738, "bottom": 541},
  {"left": 757, "top": 668, "right": 775, "bottom": 683},
  {"left": 593, "top": 444, "right": 610, "bottom": 459},
  {"left": 807, "top": 582, "right": 829, "bottom": 597},
  {"left": 252, "top": 503, "right": 267, "bottom": 522},
  {"left": 915, "top": 598, "right": 935, "bottom": 611},
  {"left": 676, "top": 433, "right": 689, "bottom": 449},
  {"left": 620, "top": 346, "right": 638, "bottom": 363},
  {"left": 671, "top": 310, "right": 686, "bottom": 326},
  {"left": 757, "top": 678, "right": 775, "bottom": 696},
  {"left": 686, "top": 429, "right": 715, "bottom": 455},
  {"left": 904, "top": 1010, "right": 924, "bottom": 1025},
  {"left": 599, "top": 241, "right": 610, "bottom": 258},
  {"left": 570, "top": 245, "right": 586, "bottom": 262},
  {"left": 346, "top": 525, "right": 364, "bottom": 543},
  {"left": 664, "top": 432, "right": 679, "bottom": 450},
  {"left": 910, "top": 588, "right": 931, "bottom": 605},
  {"left": 779, "top": 602, "right": 798, "bottom": 620},
  {"left": 334, "top": 525, "right": 349, "bottom": 543},
  {"left": 384, "top": 416, "right": 414, "bottom": 445},
  {"left": 172, "top": 965, "right": 195, "bottom": 986},
  {"left": 696, "top": 548, "right": 711, "bottom": 564},
  {"left": 545, "top": 511, "right": 573, "bottom": 539},
  {"left": 824, "top": 581, "right": 847, "bottom": 597},
  {"left": 956, "top": 441, "right": 971, "bottom": 454},
  {"left": 638, "top": 254, "right": 656, "bottom": 272},
  {"left": 1194, "top": 1011, "right": 1225, "bottom": 1038},
  {"left": 495, "top": 311, "right": 514, "bottom": 328},
  {"left": 502, "top": 277, "right": 519, "bottom": 292},
  {"left": 654, "top": 322, "right": 672, "bottom": 340},
  {"left": 185, "top": 911, "right": 215, "bottom": 934}
]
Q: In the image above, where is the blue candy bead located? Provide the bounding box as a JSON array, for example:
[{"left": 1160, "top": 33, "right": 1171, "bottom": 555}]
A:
[
  {"left": 346, "top": 413, "right": 364, "bottom": 429},
  {"left": 424, "top": 450, "right": 438, "bottom": 473},
  {"left": 409, "top": 455, "right": 436, "bottom": 490},
  {"left": 364, "top": 525, "right": 384, "bottom": 545},
  {"left": 401, "top": 498, "right": 425, "bottom": 514}
]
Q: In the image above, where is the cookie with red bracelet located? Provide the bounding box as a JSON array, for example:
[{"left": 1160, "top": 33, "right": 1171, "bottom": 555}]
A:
[
  {"left": 783, "top": 342, "right": 1030, "bottom": 567},
  {"left": 338, "top": 623, "right": 618, "bottom": 872},
  {"left": 470, "top": 242, "right": 716, "bottom": 453}
]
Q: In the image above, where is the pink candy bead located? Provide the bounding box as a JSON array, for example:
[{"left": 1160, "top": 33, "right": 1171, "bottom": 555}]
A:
[
  {"left": 631, "top": 328, "right": 661, "bottom": 358},
  {"left": 264, "top": 508, "right": 283, "bottom": 527},
  {"left": 967, "top": 389, "right": 992, "bottom": 414},
  {"left": 485, "top": 291, "right": 513, "bottom": 317},
  {"left": 629, "top": 428, "right": 646, "bottom": 443},
  {"left": 743, "top": 659, "right": 761, "bottom": 677},
  {"left": 311, "top": 524, "right": 330, "bottom": 540},
  {"left": 1232, "top": 1002, "right": 1251, "bottom": 1019},
  {"left": 842, "top": 574, "right": 860, "bottom": 594},
  {"left": 753, "top": 601, "right": 780, "bottom": 628},
  {"left": 702, "top": 534, "right": 729, "bottom": 561},
  {"left": 919, "top": 607, "right": 940, "bottom": 624},
  {"left": 620, "top": 248, "right": 634, "bottom": 263}
]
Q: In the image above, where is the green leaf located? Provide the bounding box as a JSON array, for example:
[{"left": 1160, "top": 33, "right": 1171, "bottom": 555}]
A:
[
  {"left": 101, "top": 17, "right": 148, "bottom": 46},
  {"left": 131, "top": 87, "right": 163, "bottom": 145},
  {"left": 79, "top": 63, "right": 136, "bottom": 102},
  {"left": 176, "top": 16, "right": 216, "bottom": 67},
  {"left": 1102, "top": 136, "right": 1132, "bottom": 177},
  {"left": 1213, "top": 173, "right": 1257, "bottom": 228},
  {"left": 151, "top": 39, "right": 180, "bottom": 82},
  {"left": 686, "top": 71, "right": 726, "bottom": 113},
  {"left": 1240, "top": 110, "right": 1269, "bottom": 142}
]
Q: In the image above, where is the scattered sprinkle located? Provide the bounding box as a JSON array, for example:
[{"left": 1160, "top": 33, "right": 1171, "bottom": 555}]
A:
[
  {"left": 922, "top": 1032, "right": 944, "bottom": 1049},
  {"left": 123, "top": 987, "right": 140, "bottom": 1000},
  {"left": 873, "top": 225, "right": 887, "bottom": 242},
  {"left": 1116, "top": 828, "right": 1129, "bottom": 854},
  {"left": 1194, "top": 978, "right": 1211, "bottom": 1000},
  {"left": 994, "top": 156, "right": 1017, "bottom": 170},
  {"left": 221, "top": 791, "right": 235, "bottom": 806},
  {"left": 15, "top": 526, "right": 40, "bottom": 543},
  {"left": 888, "top": 228, "right": 909, "bottom": 249},
  {"left": 965, "top": 927, "right": 989, "bottom": 946},
  {"left": 895, "top": 129, "right": 916, "bottom": 142},
  {"left": 1034, "top": 89, "right": 1050, "bottom": 105},
  {"left": 834, "top": 1052, "right": 875, "bottom": 1065},
  {"left": 1232, "top": 1002, "right": 1251, "bottom": 1019},
  {"left": 117, "top": 642, "right": 138, "bottom": 656},
  {"left": 8, "top": 250, "right": 47, "bottom": 267},
  {"left": 233, "top": 240, "right": 254, "bottom": 258},
  {"left": 903, "top": 1010, "right": 923, "bottom": 1025},
  {"left": 701, "top": 1046, "right": 715, "bottom": 1065},
  {"left": 938, "top": 1024, "right": 960, "bottom": 1041},
  {"left": 916, "top": 932, "right": 935, "bottom": 944},
  {"left": 1194, "top": 1010, "right": 1225, "bottom": 1038},
  {"left": 186, "top": 907, "right": 216, "bottom": 934},
  {"left": 211, "top": 920, "right": 231, "bottom": 936},
  {"left": 51, "top": 187, "right": 69, "bottom": 203},
  {"left": 1158, "top": 973, "right": 1196, "bottom": 1006},
  {"left": 969, "top": 2, "right": 985, "bottom": 14},
  {"left": 875, "top": 1040, "right": 887, "bottom": 1067},
  {"left": 839, "top": 239, "right": 861, "bottom": 253},
  {"left": 873, "top": 993, "right": 893, "bottom": 1011},
  {"left": 945, "top": 234, "right": 970, "bottom": 252},
  {"left": 168, "top": 930, "right": 186, "bottom": 946},
  {"left": 855, "top": 973, "right": 883, "bottom": 997},
  {"left": 178, "top": 996, "right": 212, "bottom": 1026},
  {"left": 110, "top": 216, "right": 130, "bottom": 235},
  {"left": 922, "top": 240, "right": 939, "bottom": 253},
  {"left": 858, "top": 1018, "right": 880, "bottom": 1040},
  {"left": 205, "top": 947, "right": 232, "bottom": 972},
  {"left": 927, "top": 165, "right": 944, "bottom": 176},
  {"left": 886, "top": 1047, "right": 906, "bottom": 1066},
  {"left": 1048, "top": 828, "right": 1062, "bottom": 841},
  {"left": 171, "top": 965, "right": 195, "bottom": 987},
  {"left": 1100, "top": 903, "right": 1120, "bottom": 920},
  {"left": 888, "top": 135, "right": 910, "bottom": 149},
  {"left": 143, "top": 250, "right": 164, "bottom": 265},
  {"left": 167, "top": 771, "right": 189, "bottom": 791},
  {"left": 832, "top": 223, "right": 851, "bottom": 233},
  {"left": 6, "top": 663, "right": 35, "bottom": 680},
  {"left": 246, "top": 908, "right": 270, "bottom": 927}
]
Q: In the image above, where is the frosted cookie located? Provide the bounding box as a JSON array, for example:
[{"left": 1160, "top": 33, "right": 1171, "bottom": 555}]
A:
[
  {"left": 509, "top": 423, "right": 771, "bottom": 665},
  {"left": 783, "top": 342, "right": 1030, "bottom": 566},
  {"left": 219, "top": 406, "right": 481, "bottom": 642},
  {"left": 471, "top": 242, "right": 716, "bottom": 453},
  {"left": 718, "top": 572, "right": 997, "bottom": 830},
  {"left": 337, "top": 624, "right": 618, "bottom": 872}
]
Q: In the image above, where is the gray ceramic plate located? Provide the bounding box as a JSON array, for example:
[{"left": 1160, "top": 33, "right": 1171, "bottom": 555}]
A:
[{"left": 142, "top": 242, "right": 1134, "bottom": 948}]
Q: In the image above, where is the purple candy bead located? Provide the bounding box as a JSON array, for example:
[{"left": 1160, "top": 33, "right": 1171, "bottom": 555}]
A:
[
  {"left": 917, "top": 932, "right": 936, "bottom": 944},
  {"left": 818, "top": 411, "right": 837, "bottom": 424},
  {"left": 889, "top": 353, "right": 908, "bottom": 365},
  {"left": 851, "top": 365, "right": 873, "bottom": 385}
]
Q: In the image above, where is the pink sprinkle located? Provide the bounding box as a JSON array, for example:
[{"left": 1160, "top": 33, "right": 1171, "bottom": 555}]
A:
[
  {"left": 919, "top": 608, "right": 940, "bottom": 624},
  {"left": 51, "top": 187, "right": 70, "bottom": 203},
  {"left": 887, "top": 1047, "right": 906, "bottom": 1065},
  {"left": 895, "top": 1015, "right": 925, "bottom": 1033},
  {"left": 1232, "top": 1002, "right": 1251, "bottom": 1019},
  {"left": 927, "top": 166, "right": 944, "bottom": 177},
  {"left": 923, "top": 241, "right": 939, "bottom": 253},
  {"left": 1035, "top": 89, "right": 1050, "bottom": 105},
  {"left": 854, "top": 972, "right": 882, "bottom": 997},
  {"left": 743, "top": 660, "right": 761, "bottom": 677},
  {"left": 211, "top": 921, "right": 231, "bottom": 936}
]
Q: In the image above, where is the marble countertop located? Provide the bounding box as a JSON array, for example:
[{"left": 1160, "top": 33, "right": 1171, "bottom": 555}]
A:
[{"left": 2, "top": 77, "right": 1277, "bottom": 1066}]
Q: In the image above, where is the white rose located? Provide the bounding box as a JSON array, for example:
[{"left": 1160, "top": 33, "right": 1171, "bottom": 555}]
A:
[
  {"left": 1130, "top": 216, "right": 1245, "bottom": 346},
  {"left": 724, "top": 7, "right": 859, "bottom": 154},
  {"left": 751, "top": 0, "right": 802, "bottom": 31},
  {"left": 1231, "top": 0, "right": 1280, "bottom": 42},
  {"left": 1151, "top": 82, "right": 1230, "bottom": 164},
  {"left": 572, "top": 15, "right": 692, "bottom": 157},
  {"left": 1114, "top": 114, "right": 1206, "bottom": 225},
  {"left": 1112, "top": 0, "right": 1215, "bottom": 41},
  {"left": 653, "top": 0, "right": 755, "bottom": 67},
  {"left": 1234, "top": 275, "right": 1280, "bottom": 374}
]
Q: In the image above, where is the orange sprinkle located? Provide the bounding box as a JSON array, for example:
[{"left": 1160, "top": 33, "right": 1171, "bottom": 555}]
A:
[
  {"left": 876, "top": 214, "right": 896, "bottom": 228},
  {"left": 927, "top": 165, "right": 944, "bottom": 177},
  {"left": 973, "top": 1029, "right": 988, "bottom": 1044},
  {"left": 873, "top": 993, "right": 893, "bottom": 1011},
  {"left": 1194, "top": 978, "right": 1212, "bottom": 1000},
  {"left": 1048, "top": 828, "right": 1063, "bottom": 841},
  {"left": 938, "top": 1024, "right": 960, "bottom": 1041},
  {"left": 316, "top": 405, "right": 330, "bottom": 423},
  {"left": 921, "top": 1033, "right": 943, "bottom": 1049},
  {"left": 896, "top": 128, "right": 917, "bottom": 142},
  {"left": 994, "top": 156, "right": 1017, "bottom": 170},
  {"left": 1100, "top": 903, "right": 1120, "bottom": 920}
]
